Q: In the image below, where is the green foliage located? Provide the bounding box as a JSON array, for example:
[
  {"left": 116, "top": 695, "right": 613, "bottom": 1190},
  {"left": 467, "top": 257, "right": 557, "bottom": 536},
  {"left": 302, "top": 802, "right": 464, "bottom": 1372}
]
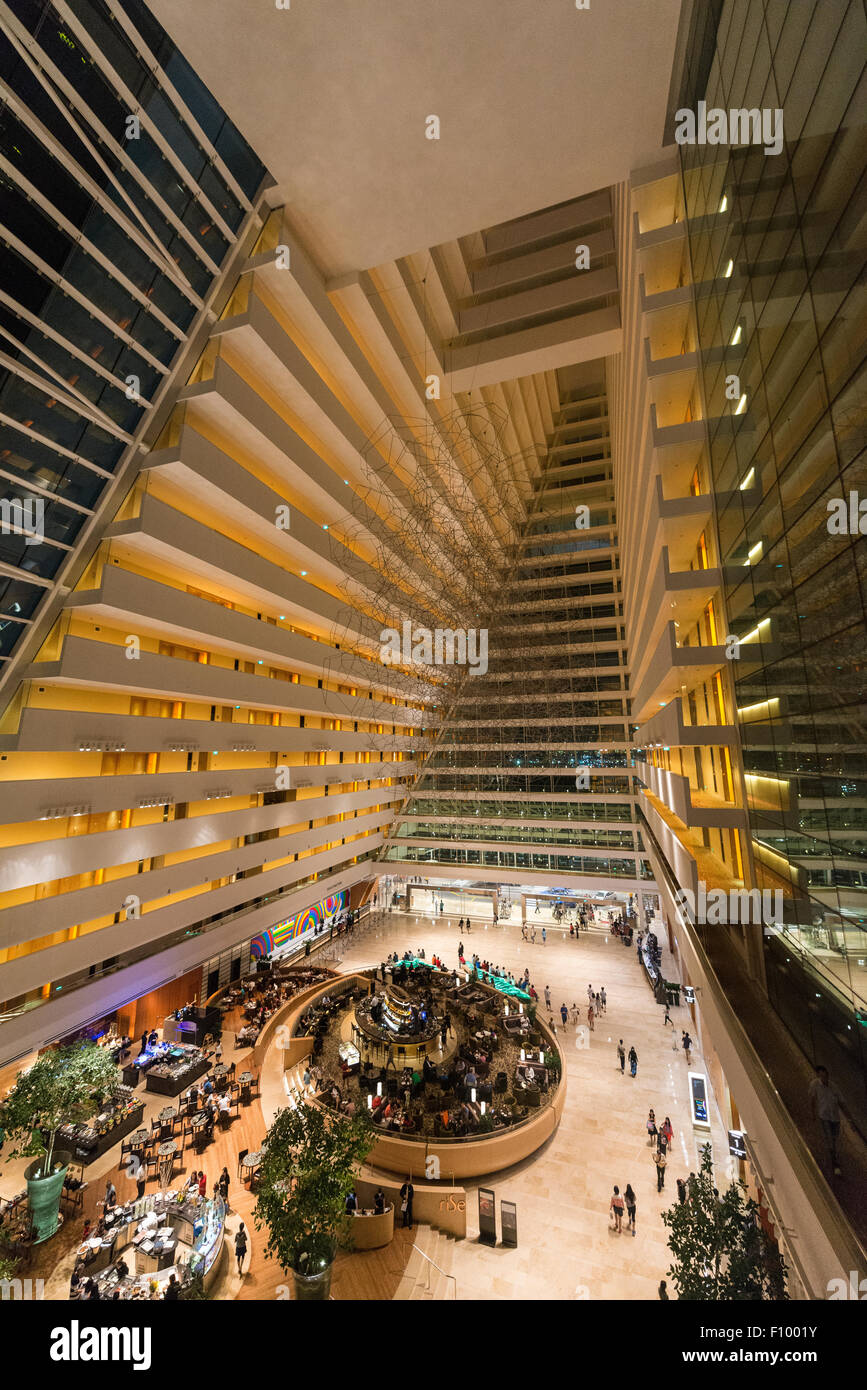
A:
[
  {"left": 543, "top": 1047, "right": 561, "bottom": 1080},
  {"left": 661, "top": 1145, "right": 788, "bottom": 1300},
  {"left": 0, "top": 1043, "right": 119, "bottom": 1173},
  {"left": 253, "top": 1103, "right": 374, "bottom": 1276}
]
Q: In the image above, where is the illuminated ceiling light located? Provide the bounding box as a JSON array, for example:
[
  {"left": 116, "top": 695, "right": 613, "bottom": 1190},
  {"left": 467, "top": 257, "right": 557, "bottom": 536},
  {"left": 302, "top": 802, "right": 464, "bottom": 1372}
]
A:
[
  {"left": 719, "top": 194, "right": 728, "bottom": 213},
  {"left": 724, "top": 259, "right": 734, "bottom": 278},
  {"left": 739, "top": 467, "right": 755, "bottom": 490},
  {"left": 730, "top": 324, "right": 742, "bottom": 345},
  {"left": 735, "top": 394, "right": 747, "bottom": 415}
]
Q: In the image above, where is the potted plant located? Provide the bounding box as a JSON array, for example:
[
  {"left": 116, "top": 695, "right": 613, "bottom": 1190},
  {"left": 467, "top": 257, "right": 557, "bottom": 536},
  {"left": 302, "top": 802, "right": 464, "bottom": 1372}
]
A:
[
  {"left": 543, "top": 1047, "right": 562, "bottom": 1082},
  {"left": 0, "top": 1042, "right": 119, "bottom": 1243},
  {"left": 661, "top": 1144, "right": 788, "bottom": 1299},
  {"left": 253, "top": 1102, "right": 374, "bottom": 1300}
]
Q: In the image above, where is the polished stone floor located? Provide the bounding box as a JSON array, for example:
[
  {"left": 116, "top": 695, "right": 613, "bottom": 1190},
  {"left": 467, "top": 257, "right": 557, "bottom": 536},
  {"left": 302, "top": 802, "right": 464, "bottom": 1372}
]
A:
[{"left": 338, "top": 904, "right": 734, "bottom": 1300}]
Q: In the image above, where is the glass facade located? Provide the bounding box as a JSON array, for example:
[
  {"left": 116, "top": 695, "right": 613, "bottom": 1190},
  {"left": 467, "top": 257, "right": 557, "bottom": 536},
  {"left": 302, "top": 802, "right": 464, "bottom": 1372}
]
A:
[
  {"left": 677, "top": 0, "right": 867, "bottom": 1122},
  {"left": 0, "top": 0, "right": 266, "bottom": 662}
]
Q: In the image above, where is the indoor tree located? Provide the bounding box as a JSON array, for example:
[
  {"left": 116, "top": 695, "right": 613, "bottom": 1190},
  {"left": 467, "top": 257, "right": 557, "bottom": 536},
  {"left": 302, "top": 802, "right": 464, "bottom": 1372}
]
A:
[
  {"left": 661, "top": 1143, "right": 788, "bottom": 1300},
  {"left": 0, "top": 1042, "right": 120, "bottom": 1175},
  {"left": 253, "top": 1101, "right": 374, "bottom": 1297}
]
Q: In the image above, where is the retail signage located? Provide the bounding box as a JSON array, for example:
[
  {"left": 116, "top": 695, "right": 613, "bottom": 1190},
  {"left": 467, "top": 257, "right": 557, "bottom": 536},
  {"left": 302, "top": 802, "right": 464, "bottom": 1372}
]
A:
[
  {"left": 683, "top": 985, "right": 696, "bottom": 1004},
  {"left": 500, "top": 1200, "right": 518, "bottom": 1247},
  {"left": 478, "top": 1187, "right": 497, "bottom": 1245}
]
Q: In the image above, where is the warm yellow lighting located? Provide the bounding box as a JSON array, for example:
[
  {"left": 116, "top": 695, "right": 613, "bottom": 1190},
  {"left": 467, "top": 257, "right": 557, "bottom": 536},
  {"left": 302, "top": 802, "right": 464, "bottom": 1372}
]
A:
[
  {"left": 739, "top": 467, "right": 755, "bottom": 490},
  {"left": 724, "top": 259, "right": 734, "bottom": 277},
  {"left": 730, "top": 325, "right": 742, "bottom": 345}
]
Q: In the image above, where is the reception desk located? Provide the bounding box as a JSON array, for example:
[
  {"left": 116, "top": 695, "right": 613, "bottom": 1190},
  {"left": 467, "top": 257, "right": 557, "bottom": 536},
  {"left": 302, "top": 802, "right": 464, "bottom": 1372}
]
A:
[{"left": 347, "top": 1204, "right": 394, "bottom": 1251}]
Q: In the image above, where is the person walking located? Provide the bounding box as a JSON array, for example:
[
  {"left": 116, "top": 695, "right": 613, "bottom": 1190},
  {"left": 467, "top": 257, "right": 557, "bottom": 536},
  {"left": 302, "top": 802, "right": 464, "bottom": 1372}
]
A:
[
  {"left": 541, "top": 927, "right": 547, "bottom": 946},
  {"left": 600, "top": 987, "right": 606, "bottom": 1013},
  {"left": 682, "top": 1031, "right": 693, "bottom": 1065},
  {"left": 587, "top": 1003, "right": 595, "bottom": 1031},
  {"left": 400, "top": 1179, "right": 414, "bottom": 1229},
  {"left": 663, "top": 1000, "right": 672, "bottom": 1027},
  {"left": 617, "top": 1039, "right": 626, "bottom": 1073},
  {"left": 676, "top": 1177, "right": 687, "bottom": 1205},
  {"left": 458, "top": 918, "right": 464, "bottom": 932},
  {"left": 544, "top": 985, "right": 552, "bottom": 1011},
  {"left": 624, "top": 1183, "right": 636, "bottom": 1235},
  {"left": 571, "top": 1002, "right": 580, "bottom": 1025},
  {"left": 628, "top": 1045, "right": 638, "bottom": 1077},
  {"left": 658, "top": 1279, "right": 669, "bottom": 1300},
  {"left": 609, "top": 1185, "right": 625, "bottom": 1233},
  {"left": 234, "top": 1222, "right": 248, "bottom": 1276},
  {"left": 654, "top": 1148, "right": 667, "bottom": 1192},
  {"left": 809, "top": 1065, "right": 843, "bottom": 1175},
  {"left": 661, "top": 1116, "right": 674, "bottom": 1151},
  {"left": 560, "top": 1003, "right": 568, "bottom": 1027},
  {"left": 646, "top": 1110, "right": 657, "bottom": 1146},
  {"left": 587, "top": 983, "right": 593, "bottom": 1001}
]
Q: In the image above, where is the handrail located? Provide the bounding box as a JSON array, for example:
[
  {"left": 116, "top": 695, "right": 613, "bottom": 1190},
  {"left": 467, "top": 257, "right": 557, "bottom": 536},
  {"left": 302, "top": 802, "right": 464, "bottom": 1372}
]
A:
[{"left": 412, "top": 1244, "right": 457, "bottom": 1299}]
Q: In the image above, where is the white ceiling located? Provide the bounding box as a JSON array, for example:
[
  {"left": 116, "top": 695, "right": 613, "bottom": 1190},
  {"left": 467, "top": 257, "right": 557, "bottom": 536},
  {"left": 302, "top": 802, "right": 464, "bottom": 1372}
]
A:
[{"left": 149, "top": 0, "right": 683, "bottom": 277}]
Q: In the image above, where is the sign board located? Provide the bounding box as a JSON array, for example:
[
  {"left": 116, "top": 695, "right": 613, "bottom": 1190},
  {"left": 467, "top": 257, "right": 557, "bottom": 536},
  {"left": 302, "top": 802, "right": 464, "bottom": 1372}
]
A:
[
  {"left": 688, "top": 1070, "right": 711, "bottom": 1128},
  {"left": 728, "top": 1129, "right": 747, "bottom": 1160},
  {"left": 683, "top": 985, "right": 696, "bottom": 1005},
  {"left": 500, "top": 1200, "right": 518, "bottom": 1247},
  {"left": 478, "top": 1187, "right": 497, "bottom": 1245}
]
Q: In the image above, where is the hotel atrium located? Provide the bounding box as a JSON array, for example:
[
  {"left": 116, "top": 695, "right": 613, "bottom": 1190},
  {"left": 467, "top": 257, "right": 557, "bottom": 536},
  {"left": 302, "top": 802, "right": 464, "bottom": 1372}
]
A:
[{"left": 0, "top": 0, "right": 864, "bottom": 1314}]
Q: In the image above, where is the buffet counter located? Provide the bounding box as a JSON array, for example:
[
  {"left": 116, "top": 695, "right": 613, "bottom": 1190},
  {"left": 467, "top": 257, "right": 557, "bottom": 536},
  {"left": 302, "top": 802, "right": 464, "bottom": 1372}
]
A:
[{"left": 75, "top": 1191, "right": 226, "bottom": 1300}]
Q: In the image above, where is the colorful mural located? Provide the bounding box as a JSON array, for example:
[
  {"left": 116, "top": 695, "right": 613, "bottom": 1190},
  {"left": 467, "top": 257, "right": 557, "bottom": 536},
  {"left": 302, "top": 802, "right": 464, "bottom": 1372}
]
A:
[{"left": 250, "top": 890, "right": 348, "bottom": 958}]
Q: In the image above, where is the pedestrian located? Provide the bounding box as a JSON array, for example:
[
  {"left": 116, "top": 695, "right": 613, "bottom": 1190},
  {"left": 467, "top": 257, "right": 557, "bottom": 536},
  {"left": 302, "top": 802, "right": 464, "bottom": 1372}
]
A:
[
  {"left": 531, "top": 927, "right": 536, "bottom": 943},
  {"left": 646, "top": 1109, "right": 657, "bottom": 1145},
  {"left": 663, "top": 1000, "right": 672, "bottom": 1026},
  {"left": 587, "top": 1004, "right": 595, "bottom": 1030},
  {"left": 624, "top": 1183, "right": 636, "bottom": 1235},
  {"left": 809, "top": 1065, "right": 843, "bottom": 1175},
  {"left": 587, "top": 983, "right": 593, "bottom": 1001},
  {"left": 544, "top": 985, "right": 551, "bottom": 1010},
  {"left": 687, "top": 1171, "right": 697, "bottom": 1200},
  {"left": 628, "top": 1045, "right": 638, "bottom": 1077},
  {"left": 560, "top": 1003, "right": 568, "bottom": 1026},
  {"left": 610, "top": 1185, "right": 625, "bottom": 1233},
  {"left": 676, "top": 1177, "right": 687, "bottom": 1205},
  {"left": 682, "top": 1031, "right": 692, "bottom": 1064},
  {"left": 617, "top": 1039, "right": 626, "bottom": 1073},
  {"left": 400, "top": 1178, "right": 414, "bottom": 1229},
  {"left": 571, "top": 1002, "right": 580, "bottom": 1025},
  {"left": 661, "top": 1116, "right": 673, "bottom": 1150},
  {"left": 654, "top": 1148, "right": 667, "bottom": 1191},
  {"left": 218, "top": 1166, "right": 230, "bottom": 1208},
  {"left": 541, "top": 927, "right": 547, "bottom": 945},
  {"left": 234, "top": 1222, "right": 248, "bottom": 1275},
  {"left": 658, "top": 1279, "right": 669, "bottom": 1300},
  {"left": 458, "top": 918, "right": 464, "bottom": 931},
  {"left": 600, "top": 987, "right": 606, "bottom": 1013}
]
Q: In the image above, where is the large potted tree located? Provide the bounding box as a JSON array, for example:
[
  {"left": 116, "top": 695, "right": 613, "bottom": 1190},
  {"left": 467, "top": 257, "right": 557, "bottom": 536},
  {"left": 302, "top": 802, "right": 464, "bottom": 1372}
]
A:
[
  {"left": 661, "top": 1143, "right": 788, "bottom": 1299},
  {"left": 0, "top": 1042, "right": 119, "bottom": 1243},
  {"left": 253, "top": 1101, "right": 374, "bottom": 1300}
]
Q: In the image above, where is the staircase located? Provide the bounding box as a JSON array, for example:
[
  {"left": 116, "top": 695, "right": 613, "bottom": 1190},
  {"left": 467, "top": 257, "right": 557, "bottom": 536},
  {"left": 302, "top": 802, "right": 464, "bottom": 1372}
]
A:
[{"left": 393, "top": 1222, "right": 458, "bottom": 1299}]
